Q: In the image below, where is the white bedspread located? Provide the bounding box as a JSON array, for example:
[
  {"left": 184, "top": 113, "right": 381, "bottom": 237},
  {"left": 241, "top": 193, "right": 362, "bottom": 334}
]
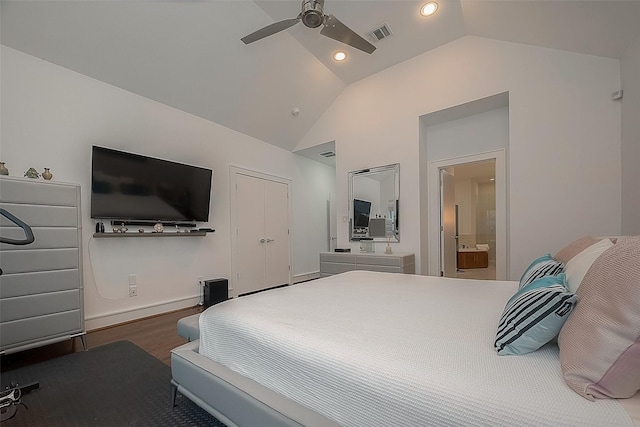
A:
[{"left": 199, "top": 270, "right": 633, "bottom": 427}]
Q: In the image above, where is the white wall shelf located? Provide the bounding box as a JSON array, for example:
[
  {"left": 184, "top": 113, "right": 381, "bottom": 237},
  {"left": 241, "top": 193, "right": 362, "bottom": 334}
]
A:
[{"left": 93, "top": 231, "right": 208, "bottom": 238}]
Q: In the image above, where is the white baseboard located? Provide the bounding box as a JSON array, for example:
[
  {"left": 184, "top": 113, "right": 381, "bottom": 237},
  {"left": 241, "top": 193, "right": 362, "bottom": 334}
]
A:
[
  {"left": 86, "top": 273, "right": 320, "bottom": 330},
  {"left": 85, "top": 295, "right": 200, "bottom": 331}
]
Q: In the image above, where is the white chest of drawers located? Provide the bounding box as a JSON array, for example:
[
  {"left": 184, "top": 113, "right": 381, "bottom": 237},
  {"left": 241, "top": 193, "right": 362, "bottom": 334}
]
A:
[
  {"left": 0, "top": 176, "right": 86, "bottom": 354},
  {"left": 320, "top": 252, "right": 415, "bottom": 277}
]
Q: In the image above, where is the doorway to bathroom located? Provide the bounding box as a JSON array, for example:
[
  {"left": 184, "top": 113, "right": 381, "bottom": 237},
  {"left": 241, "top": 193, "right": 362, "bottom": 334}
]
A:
[
  {"left": 429, "top": 149, "right": 507, "bottom": 281},
  {"left": 448, "top": 159, "right": 497, "bottom": 280}
]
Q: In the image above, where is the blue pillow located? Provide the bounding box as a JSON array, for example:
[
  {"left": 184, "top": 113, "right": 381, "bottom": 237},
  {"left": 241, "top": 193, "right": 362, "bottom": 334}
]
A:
[
  {"left": 519, "top": 253, "right": 564, "bottom": 289},
  {"left": 495, "top": 273, "right": 576, "bottom": 355}
]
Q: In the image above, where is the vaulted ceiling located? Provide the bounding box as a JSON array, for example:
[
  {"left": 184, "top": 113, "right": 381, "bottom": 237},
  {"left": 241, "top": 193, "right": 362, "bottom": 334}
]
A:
[{"left": 2, "top": 0, "right": 640, "bottom": 156}]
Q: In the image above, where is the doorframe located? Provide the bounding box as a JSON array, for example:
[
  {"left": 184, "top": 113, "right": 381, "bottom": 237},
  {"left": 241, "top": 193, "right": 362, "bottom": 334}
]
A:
[
  {"left": 229, "top": 165, "right": 293, "bottom": 298},
  {"left": 427, "top": 149, "right": 508, "bottom": 280}
]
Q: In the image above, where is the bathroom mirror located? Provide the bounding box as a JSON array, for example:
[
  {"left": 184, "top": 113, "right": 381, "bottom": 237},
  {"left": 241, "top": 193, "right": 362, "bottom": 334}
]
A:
[{"left": 348, "top": 163, "right": 399, "bottom": 242}]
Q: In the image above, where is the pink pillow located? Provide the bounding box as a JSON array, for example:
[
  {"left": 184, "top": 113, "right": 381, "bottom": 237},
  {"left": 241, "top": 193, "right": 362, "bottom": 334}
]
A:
[
  {"left": 564, "top": 238, "right": 614, "bottom": 292},
  {"left": 553, "top": 236, "right": 602, "bottom": 264},
  {"left": 558, "top": 235, "right": 640, "bottom": 400}
]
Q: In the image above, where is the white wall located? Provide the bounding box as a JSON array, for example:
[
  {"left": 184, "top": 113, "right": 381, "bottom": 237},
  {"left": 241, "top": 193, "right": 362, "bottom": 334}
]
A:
[
  {"left": 621, "top": 34, "right": 640, "bottom": 235},
  {"left": 300, "top": 36, "right": 622, "bottom": 279},
  {"left": 425, "top": 107, "right": 509, "bottom": 161},
  {"left": 1, "top": 46, "right": 334, "bottom": 329}
]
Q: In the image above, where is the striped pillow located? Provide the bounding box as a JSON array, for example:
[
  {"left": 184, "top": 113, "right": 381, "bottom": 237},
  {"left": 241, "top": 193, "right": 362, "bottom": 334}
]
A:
[
  {"left": 496, "top": 273, "right": 576, "bottom": 355},
  {"left": 519, "top": 254, "right": 565, "bottom": 289}
]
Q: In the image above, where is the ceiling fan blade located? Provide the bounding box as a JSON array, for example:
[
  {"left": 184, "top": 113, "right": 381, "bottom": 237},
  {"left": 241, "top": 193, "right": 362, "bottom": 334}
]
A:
[
  {"left": 241, "top": 17, "right": 301, "bottom": 45},
  {"left": 320, "top": 14, "right": 376, "bottom": 54}
]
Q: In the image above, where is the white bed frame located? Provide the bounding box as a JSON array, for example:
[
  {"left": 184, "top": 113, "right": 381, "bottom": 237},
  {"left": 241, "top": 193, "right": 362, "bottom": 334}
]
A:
[{"left": 171, "top": 340, "right": 339, "bottom": 427}]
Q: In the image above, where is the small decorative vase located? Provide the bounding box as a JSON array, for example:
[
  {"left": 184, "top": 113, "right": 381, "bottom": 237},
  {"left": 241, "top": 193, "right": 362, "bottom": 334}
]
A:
[
  {"left": 24, "top": 167, "right": 40, "bottom": 179},
  {"left": 0, "top": 162, "right": 8, "bottom": 175},
  {"left": 42, "top": 168, "right": 53, "bottom": 180}
]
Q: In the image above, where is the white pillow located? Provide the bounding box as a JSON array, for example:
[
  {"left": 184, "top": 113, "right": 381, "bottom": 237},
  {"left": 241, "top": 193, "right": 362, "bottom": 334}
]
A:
[{"left": 564, "top": 238, "right": 614, "bottom": 292}]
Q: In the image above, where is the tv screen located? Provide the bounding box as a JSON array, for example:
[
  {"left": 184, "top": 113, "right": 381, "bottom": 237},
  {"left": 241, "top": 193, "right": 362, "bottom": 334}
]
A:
[
  {"left": 353, "top": 199, "right": 371, "bottom": 228},
  {"left": 91, "top": 146, "right": 212, "bottom": 222}
]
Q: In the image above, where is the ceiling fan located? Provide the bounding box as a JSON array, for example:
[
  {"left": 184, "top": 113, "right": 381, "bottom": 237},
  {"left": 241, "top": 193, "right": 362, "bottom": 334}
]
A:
[{"left": 241, "top": 0, "right": 376, "bottom": 54}]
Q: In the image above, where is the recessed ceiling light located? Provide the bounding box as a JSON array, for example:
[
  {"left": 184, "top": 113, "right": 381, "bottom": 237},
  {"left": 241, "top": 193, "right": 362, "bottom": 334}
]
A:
[
  {"left": 420, "top": 2, "right": 438, "bottom": 16},
  {"left": 333, "top": 51, "right": 347, "bottom": 61}
]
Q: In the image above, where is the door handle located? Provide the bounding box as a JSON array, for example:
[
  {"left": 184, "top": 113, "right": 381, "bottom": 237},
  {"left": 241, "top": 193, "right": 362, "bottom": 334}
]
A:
[
  {"left": 266, "top": 238, "right": 274, "bottom": 243},
  {"left": 260, "top": 238, "right": 266, "bottom": 243}
]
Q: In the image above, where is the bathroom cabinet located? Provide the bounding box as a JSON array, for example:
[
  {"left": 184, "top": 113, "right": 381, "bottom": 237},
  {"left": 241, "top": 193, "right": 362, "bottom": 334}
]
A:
[{"left": 457, "top": 250, "right": 489, "bottom": 269}]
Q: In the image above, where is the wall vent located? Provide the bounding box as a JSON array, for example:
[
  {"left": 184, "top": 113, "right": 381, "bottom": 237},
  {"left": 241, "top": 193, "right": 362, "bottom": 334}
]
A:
[
  {"left": 367, "top": 23, "right": 393, "bottom": 42},
  {"left": 319, "top": 151, "right": 336, "bottom": 158}
]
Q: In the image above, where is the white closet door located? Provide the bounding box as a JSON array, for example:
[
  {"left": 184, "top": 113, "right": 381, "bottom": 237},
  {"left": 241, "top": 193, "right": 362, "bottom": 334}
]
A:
[
  {"left": 235, "top": 173, "right": 267, "bottom": 295},
  {"left": 234, "top": 172, "right": 290, "bottom": 295},
  {"left": 264, "top": 179, "right": 290, "bottom": 288}
]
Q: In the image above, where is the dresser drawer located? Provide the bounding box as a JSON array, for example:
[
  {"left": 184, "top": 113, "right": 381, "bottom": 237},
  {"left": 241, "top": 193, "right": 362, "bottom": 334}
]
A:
[
  {"left": 355, "top": 265, "right": 402, "bottom": 273},
  {"left": 357, "top": 255, "right": 407, "bottom": 267},
  {"left": 0, "top": 310, "right": 83, "bottom": 349},
  {"left": 1, "top": 289, "right": 81, "bottom": 322},
  {"left": 0, "top": 179, "right": 79, "bottom": 206},
  {"left": 0, "top": 269, "right": 81, "bottom": 298},
  {"left": 320, "top": 253, "right": 357, "bottom": 264},
  {"left": 0, "top": 248, "right": 79, "bottom": 274},
  {"left": 320, "top": 262, "right": 356, "bottom": 275}
]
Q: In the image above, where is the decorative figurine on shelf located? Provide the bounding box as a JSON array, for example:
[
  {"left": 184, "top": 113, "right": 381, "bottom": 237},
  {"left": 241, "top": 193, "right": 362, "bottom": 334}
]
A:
[
  {"left": 153, "top": 222, "right": 164, "bottom": 233},
  {"left": 385, "top": 237, "right": 393, "bottom": 254},
  {"left": 113, "top": 224, "right": 128, "bottom": 233},
  {"left": 24, "top": 168, "right": 39, "bottom": 179},
  {"left": 0, "top": 162, "right": 8, "bottom": 175},
  {"left": 42, "top": 168, "right": 53, "bottom": 180}
]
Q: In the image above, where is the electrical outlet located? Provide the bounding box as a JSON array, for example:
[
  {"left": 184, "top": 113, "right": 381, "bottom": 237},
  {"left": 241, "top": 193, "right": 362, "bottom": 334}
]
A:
[
  {"left": 129, "top": 285, "right": 137, "bottom": 297},
  {"left": 197, "top": 276, "right": 204, "bottom": 287}
]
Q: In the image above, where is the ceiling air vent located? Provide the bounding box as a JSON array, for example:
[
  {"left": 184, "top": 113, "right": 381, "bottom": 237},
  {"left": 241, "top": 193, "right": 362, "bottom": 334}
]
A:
[
  {"left": 367, "top": 23, "right": 393, "bottom": 43},
  {"left": 319, "top": 151, "right": 336, "bottom": 158}
]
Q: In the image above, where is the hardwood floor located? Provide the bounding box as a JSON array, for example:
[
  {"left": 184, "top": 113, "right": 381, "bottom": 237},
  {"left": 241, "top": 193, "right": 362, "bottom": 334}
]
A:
[{"left": 1, "top": 306, "right": 202, "bottom": 373}]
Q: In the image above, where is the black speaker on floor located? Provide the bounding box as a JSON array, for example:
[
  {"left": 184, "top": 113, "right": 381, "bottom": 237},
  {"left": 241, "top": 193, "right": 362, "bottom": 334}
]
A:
[{"left": 203, "top": 278, "right": 228, "bottom": 309}]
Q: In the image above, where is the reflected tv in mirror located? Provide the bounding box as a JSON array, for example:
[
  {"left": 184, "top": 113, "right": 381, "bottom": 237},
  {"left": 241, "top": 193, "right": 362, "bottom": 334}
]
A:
[
  {"left": 353, "top": 199, "right": 371, "bottom": 228},
  {"left": 91, "top": 146, "right": 212, "bottom": 222}
]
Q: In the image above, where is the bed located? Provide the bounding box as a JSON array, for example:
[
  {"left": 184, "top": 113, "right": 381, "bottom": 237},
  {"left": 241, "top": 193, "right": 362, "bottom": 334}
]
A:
[{"left": 171, "top": 237, "right": 640, "bottom": 427}]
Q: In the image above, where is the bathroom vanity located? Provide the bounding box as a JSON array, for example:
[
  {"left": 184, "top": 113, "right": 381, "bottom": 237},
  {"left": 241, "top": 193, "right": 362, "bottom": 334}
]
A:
[{"left": 457, "top": 249, "right": 489, "bottom": 269}]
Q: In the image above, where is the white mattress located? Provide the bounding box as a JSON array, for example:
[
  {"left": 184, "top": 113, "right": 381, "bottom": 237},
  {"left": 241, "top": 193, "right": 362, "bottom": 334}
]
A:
[{"left": 199, "top": 270, "right": 634, "bottom": 427}]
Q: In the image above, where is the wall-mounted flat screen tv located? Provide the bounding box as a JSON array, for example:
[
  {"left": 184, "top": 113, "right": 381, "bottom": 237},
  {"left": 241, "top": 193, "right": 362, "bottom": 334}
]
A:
[{"left": 91, "top": 146, "right": 212, "bottom": 222}]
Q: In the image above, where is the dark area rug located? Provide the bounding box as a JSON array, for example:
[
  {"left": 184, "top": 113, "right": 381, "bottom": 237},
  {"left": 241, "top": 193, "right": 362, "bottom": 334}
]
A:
[{"left": 0, "top": 340, "right": 226, "bottom": 426}]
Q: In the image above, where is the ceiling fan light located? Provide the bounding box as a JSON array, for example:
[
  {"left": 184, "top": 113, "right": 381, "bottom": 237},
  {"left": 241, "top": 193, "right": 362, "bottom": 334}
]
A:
[
  {"left": 301, "top": 0, "right": 325, "bottom": 28},
  {"left": 333, "top": 51, "right": 347, "bottom": 61},
  {"left": 420, "top": 2, "right": 438, "bottom": 16},
  {"left": 302, "top": 10, "right": 324, "bottom": 28}
]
